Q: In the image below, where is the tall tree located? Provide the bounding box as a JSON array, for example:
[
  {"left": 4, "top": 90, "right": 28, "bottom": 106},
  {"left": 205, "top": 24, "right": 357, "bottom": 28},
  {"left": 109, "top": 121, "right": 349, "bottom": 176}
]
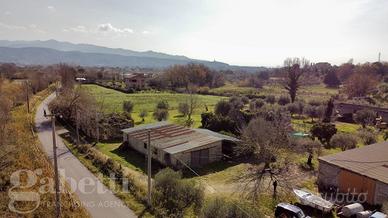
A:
[
  {"left": 58, "top": 64, "right": 77, "bottom": 90},
  {"left": 283, "top": 58, "right": 310, "bottom": 103},
  {"left": 322, "top": 98, "right": 334, "bottom": 123},
  {"left": 323, "top": 70, "right": 341, "bottom": 88},
  {"left": 344, "top": 66, "right": 378, "bottom": 98}
]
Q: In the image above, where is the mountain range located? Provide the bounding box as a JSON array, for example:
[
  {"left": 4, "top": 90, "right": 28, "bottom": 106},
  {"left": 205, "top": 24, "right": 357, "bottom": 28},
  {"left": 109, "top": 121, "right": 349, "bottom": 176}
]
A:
[{"left": 0, "top": 39, "right": 264, "bottom": 71}]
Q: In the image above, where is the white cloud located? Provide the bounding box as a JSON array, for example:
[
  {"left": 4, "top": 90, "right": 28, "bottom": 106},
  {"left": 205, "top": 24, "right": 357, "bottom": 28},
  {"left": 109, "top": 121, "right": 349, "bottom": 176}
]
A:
[
  {"left": 142, "top": 30, "right": 150, "bottom": 34},
  {"left": 0, "top": 22, "right": 26, "bottom": 30},
  {"left": 4, "top": 11, "right": 11, "bottom": 15},
  {"left": 98, "top": 23, "right": 133, "bottom": 33},
  {"left": 71, "top": 25, "right": 87, "bottom": 32},
  {"left": 47, "top": 6, "right": 56, "bottom": 12}
]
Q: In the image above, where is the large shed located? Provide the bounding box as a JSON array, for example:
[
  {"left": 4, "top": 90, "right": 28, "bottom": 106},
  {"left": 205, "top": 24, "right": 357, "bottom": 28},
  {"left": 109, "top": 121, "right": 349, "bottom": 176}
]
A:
[
  {"left": 318, "top": 141, "right": 388, "bottom": 205},
  {"left": 122, "top": 122, "right": 239, "bottom": 168}
]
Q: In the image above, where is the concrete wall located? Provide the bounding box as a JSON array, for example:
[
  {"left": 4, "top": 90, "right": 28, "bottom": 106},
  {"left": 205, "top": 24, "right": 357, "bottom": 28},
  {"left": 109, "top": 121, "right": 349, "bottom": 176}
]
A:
[
  {"left": 318, "top": 160, "right": 341, "bottom": 188},
  {"left": 172, "top": 141, "right": 222, "bottom": 168},
  {"left": 375, "top": 181, "right": 388, "bottom": 205}
]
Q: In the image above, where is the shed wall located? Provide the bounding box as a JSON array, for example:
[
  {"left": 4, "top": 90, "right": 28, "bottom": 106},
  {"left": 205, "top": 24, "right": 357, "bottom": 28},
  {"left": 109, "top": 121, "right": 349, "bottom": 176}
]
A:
[
  {"left": 124, "top": 133, "right": 222, "bottom": 168},
  {"left": 375, "top": 181, "right": 388, "bottom": 205},
  {"left": 338, "top": 170, "right": 376, "bottom": 204},
  {"left": 172, "top": 141, "right": 222, "bottom": 168},
  {"left": 318, "top": 160, "right": 341, "bottom": 188}
]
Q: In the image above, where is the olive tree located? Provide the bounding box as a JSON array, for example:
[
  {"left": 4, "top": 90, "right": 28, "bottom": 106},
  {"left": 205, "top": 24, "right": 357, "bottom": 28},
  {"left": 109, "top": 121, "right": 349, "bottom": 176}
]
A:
[
  {"left": 152, "top": 168, "right": 204, "bottom": 217},
  {"left": 330, "top": 133, "right": 357, "bottom": 151},
  {"left": 354, "top": 109, "right": 376, "bottom": 128}
]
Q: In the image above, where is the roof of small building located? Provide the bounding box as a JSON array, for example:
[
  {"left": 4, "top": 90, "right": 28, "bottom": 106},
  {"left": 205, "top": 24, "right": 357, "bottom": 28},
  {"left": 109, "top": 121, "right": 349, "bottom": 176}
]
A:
[
  {"left": 335, "top": 102, "right": 388, "bottom": 113},
  {"left": 122, "top": 122, "right": 239, "bottom": 154},
  {"left": 123, "top": 73, "right": 145, "bottom": 79},
  {"left": 319, "top": 141, "right": 388, "bottom": 184}
]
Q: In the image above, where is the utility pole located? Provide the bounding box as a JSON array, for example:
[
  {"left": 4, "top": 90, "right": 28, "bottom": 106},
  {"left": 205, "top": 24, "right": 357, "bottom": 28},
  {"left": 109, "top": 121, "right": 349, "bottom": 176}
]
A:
[
  {"left": 147, "top": 130, "right": 152, "bottom": 206},
  {"left": 45, "top": 113, "right": 61, "bottom": 218},
  {"left": 95, "top": 111, "right": 99, "bottom": 143},
  {"left": 25, "top": 81, "right": 30, "bottom": 113},
  {"left": 76, "top": 108, "right": 80, "bottom": 146}
]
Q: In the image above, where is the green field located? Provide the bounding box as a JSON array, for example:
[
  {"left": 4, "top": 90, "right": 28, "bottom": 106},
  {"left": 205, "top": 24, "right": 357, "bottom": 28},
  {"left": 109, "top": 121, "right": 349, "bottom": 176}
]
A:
[{"left": 83, "top": 84, "right": 226, "bottom": 127}]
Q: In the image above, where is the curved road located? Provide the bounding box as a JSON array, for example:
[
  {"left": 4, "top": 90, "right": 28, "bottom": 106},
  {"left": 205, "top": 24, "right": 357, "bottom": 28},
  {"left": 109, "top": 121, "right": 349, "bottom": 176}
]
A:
[{"left": 35, "top": 93, "right": 137, "bottom": 218}]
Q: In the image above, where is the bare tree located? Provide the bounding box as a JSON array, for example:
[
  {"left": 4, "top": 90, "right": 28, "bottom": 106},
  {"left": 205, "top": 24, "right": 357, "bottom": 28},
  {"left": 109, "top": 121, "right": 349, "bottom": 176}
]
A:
[
  {"left": 185, "top": 86, "right": 199, "bottom": 126},
  {"left": 283, "top": 58, "right": 310, "bottom": 103},
  {"left": 235, "top": 111, "right": 292, "bottom": 201},
  {"left": 58, "top": 64, "right": 77, "bottom": 90}
]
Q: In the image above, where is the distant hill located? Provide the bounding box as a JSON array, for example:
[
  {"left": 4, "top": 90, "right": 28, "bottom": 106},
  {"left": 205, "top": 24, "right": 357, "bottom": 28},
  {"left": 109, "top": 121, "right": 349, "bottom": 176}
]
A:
[{"left": 0, "top": 39, "right": 265, "bottom": 71}]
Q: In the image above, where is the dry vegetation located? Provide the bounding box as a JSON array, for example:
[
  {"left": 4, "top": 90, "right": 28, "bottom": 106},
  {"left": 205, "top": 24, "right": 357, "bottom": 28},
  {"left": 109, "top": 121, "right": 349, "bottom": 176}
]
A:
[{"left": 0, "top": 81, "right": 89, "bottom": 217}]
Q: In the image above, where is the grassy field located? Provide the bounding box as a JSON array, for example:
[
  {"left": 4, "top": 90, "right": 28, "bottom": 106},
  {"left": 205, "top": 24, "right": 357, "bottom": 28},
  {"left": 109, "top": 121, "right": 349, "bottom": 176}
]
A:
[
  {"left": 209, "top": 82, "right": 339, "bottom": 101},
  {"left": 209, "top": 82, "right": 258, "bottom": 96},
  {"left": 261, "top": 83, "right": 339, "bottom": 101},
  {"left": 83, "top": 84, "right": 226, "bottom": 127}
]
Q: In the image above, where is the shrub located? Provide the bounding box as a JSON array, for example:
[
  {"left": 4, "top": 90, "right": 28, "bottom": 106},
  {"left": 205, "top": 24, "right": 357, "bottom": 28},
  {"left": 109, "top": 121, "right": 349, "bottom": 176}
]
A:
[
  {"left": 139, "top": 109, "right": 148, "bottom": 122},
  {"left": 153, "top": 109, "right": 169, "bottom": 121},
  {"left": 123, "top": 100, "right": 134, "bottom": 114},
  {"left": 78, "top": 143, "right": 91, "bottom": 154},
  {"left": 278, "top": 95, "right": 291, "bottom": 106},
  {"left": 330, "top": 133, "right": 358, "bottom": 150},
  {"left": 310, "top": 122, "right": 337, "bottom": 147},
  {"left": 178, "top": 102, "right": 189, "bottom": 117},
  {"left": 241, "top": 96, "right": 250, "bottom": 104},
  {"left": 214, "top": 100, "right": 231, "bottom": 116},
  {"left": 354, "top": 109, "right": 376, "bottom": 128},
  {"left": 358, "top": 129, "right": 377, "bottom": 145},
  {"left": 152, "top": 168, "right": 204, "bottom": 217},
  {"left": 295, "top": 101, "right": 305, "bottom": 115},
  {"left": 265, "top": 95, "right": 276, "bottom": 104},
  {"left": 308, "top": 99, "right": 323, "bottom": 107},
  {"left": 201, "top": 112, "right": 238, "bottom": 135},
  {"left": 156, "top": 100, "right": 169, "bottom": 110},
  {"left": 291, "top": 137, "right": 323, "bottom": 153},
  {"left": 229, "top": 96, "right": 244, "bottom": 110},
  {"left": 201, "top": 197, "right": 262, "bottom": 218},
  {"left": 249, "top": 99, "right": 265, "bottom": 112},
  {"left": 287, "top": 103, "right": 299, "bottom": 116}
]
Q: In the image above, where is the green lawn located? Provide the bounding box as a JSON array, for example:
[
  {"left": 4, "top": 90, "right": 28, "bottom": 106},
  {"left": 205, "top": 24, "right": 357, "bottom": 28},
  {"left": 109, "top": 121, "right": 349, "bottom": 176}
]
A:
[
  {"left": 209, "top": 82, "right": 258, "bottom": 96},
  {"left": 261, "top": 83, "right": 339, "bottom": 101},
  {"left": 83, "top": 84, "right": 226, "bottom": 127}
]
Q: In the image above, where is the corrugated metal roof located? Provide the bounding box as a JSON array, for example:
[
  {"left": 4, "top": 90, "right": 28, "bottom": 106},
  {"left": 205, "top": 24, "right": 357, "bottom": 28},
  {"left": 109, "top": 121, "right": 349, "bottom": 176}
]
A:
[
  {"left": 122, "top": 122, "right": 238, "bottom": 154},
  {"left": 193, "top": 128, "right": 240, "bottom": 142},
  {"left": 319, "top": 141, "right": 388, "bottom": 184}
]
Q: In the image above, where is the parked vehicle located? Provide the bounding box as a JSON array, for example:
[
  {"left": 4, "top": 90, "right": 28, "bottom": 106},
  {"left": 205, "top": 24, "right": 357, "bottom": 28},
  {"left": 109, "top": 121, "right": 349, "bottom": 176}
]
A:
[{"left": 275, "top": 203, "right": 310, "bottom": 218}]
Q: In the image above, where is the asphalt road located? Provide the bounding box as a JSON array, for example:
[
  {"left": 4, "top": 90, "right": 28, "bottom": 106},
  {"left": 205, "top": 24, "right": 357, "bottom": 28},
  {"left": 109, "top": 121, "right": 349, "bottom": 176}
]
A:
[{"left": 35, "top": 93, "right": 137, "bottom": 218}]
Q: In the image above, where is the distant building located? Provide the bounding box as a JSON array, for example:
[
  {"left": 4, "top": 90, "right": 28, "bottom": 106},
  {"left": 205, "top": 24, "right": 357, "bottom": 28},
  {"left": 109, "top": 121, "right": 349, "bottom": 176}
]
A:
[
  {"left": 121, "top": 122, "right": 239, "bottom": 168},
  {"left": 335, "top": 102, "right": 388, "bottom": 125},
  {"left": 318, "top": 141, "right": 388, "bottom": 205},
  {"left": 123, "top": 73, "right": 145, "bottom": 89}
]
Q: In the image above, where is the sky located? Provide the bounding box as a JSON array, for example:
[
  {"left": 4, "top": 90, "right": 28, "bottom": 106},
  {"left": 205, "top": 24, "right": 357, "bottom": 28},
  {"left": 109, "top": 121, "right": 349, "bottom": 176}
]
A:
[{"left": 0, "top": 0, "right": 387, "bottom": 66}]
